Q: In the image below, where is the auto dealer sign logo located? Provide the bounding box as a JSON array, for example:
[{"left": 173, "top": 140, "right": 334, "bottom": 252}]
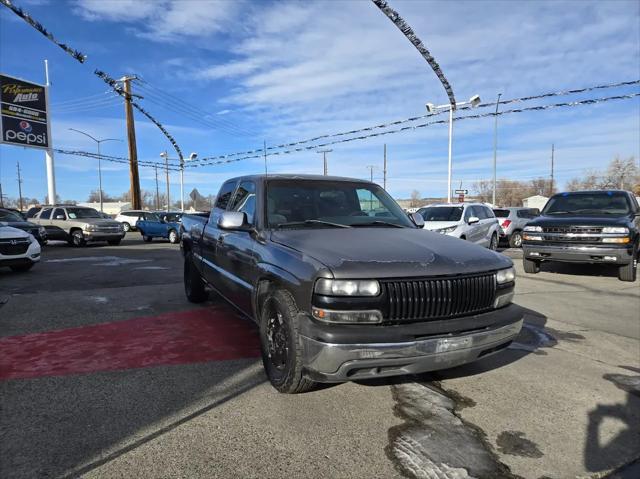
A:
[{"left": 0, "top": 73, "right": 50, "bottom": 150}]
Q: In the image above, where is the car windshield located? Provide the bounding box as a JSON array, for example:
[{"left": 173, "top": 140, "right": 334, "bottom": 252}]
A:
[
  {"left": 266, "top": 180, "right": 414, "bottom": 228},
  {"left": 419, "top": 206, "right": 463, "bottom": 221},
  {"left": 493, "top": 209, "right": 510, "bottom": 218},
  {"left": 0, "top": 210, "right": 23, "bottom": 221},
  {"left": 66, "top": 207, "right": 101, "bottom": 219},
  {"left": 543, "top": 192, "right": 632, "bottom": 216}
]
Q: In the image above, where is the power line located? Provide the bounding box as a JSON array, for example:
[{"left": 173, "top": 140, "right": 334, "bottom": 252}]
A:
[
  {"left": 54, "top": 149, "right": 182, "bottom": 171},
  {"left": 186, "top": 92, "right": 640, "bottom": 169}
]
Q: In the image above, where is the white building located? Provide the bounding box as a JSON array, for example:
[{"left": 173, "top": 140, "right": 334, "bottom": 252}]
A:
[
  {"left": 77, "top": 201, "right": 132, "bottom": 215},
  {"left": 522, "top": 195, "right": 549, "bottom": 211}
]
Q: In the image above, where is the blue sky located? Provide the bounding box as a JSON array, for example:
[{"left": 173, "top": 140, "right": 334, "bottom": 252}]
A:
[{"left": 0, "top": 0, "right": 639, "bottom": 203}]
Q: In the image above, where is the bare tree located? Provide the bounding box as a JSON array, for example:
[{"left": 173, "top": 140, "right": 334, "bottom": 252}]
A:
[
  {"left": 565, "top": 157, "right": 638, "bottom": 192},
  {"left": 409, "top": 190, "right": 421, "bottom": 207}
]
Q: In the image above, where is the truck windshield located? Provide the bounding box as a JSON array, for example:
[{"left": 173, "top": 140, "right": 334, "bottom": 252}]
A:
[
  {"left": 419, "top": 206, "right": 463, "bottom": 221},
  {"left": 66, "top": 208, "right": 101, "bottom": 219},
  {"left": 543, "top": 192, "right": 632, "bottom": 216},
  {"left": 266, "top": 180, "right": 414, "bottom": 228}
]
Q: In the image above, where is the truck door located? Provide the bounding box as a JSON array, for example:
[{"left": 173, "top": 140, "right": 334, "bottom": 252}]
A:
[
  {"left": 214, "top": 180, "right": 257, "bottom": 314},
  {"left": 200, "top": 180, "right": 237, "bottom": 292},
  {"left": 49, "top": 208, "right": 69, "bottom": 238}
]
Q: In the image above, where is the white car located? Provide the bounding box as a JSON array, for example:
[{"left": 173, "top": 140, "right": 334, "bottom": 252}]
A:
[
  {"left": 0, "top": 225, "right": 41, "bottom": 272},
  {"left": 418, "top": 203, "right": 500, "bottom": 250},
  {"left": 114, "top": 210, "right": 146, "bottom": 232}
]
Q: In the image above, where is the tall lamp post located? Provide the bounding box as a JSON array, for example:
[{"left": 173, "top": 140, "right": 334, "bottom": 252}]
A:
[
  {"left": 160, "top": 151, "right": 171, "bottom": 211},
  {"left": 426, "top": 94, "right": 481, "bottom": 202},
  {"left": 492, "top": 93, "right": 502, "bottom": 206},
  {"left": 161, "top": 152, "right": 197, "bottom": 212},
  {"left": 68, "top": 128, "right": 122, "bottom": 213}
]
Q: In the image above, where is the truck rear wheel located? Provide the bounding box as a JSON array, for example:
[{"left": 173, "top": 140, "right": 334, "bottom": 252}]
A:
[
  {"left": 184, "top": 253, "right": 208, "bottom": 303},
  {"left": 523, "top": 257, "right": 540, "bottom": 274},
  {"left": 509, "top": 230, "right": 523, "bottom": 248},
  {"left": 168, "top": 229, "right": 179, "bottom": 244},
  {"left": 259, "top": 289, "right": 317, "bottom": 394},
  {"left": 618, "top": 247, "right": 637, "bottom": 282}
]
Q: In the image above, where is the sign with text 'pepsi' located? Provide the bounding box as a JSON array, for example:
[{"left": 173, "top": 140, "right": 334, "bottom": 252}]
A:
[{"left": 0, "top": 73, "right": 50, "bottom": 150}]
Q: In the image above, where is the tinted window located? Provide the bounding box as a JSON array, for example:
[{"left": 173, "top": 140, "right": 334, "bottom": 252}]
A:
[
  {"left": 66, "top": 208, "right": 101, "bottom": 219},
  {"left": 543, "top": 192, "right": 631, "bottom": 216},
  {"left": 471, "top": 205, "right": 488, "bottom": 219},
  {"left": 52, "top": 208, "right": 67, "bottom": 220},
  {"left": 230, "top": 181, "right": 256, "bottom": 225},
  {"left": 0, "top": 210, "right": 23, "bottom": 221},
  {"left": 145, "top": 212, "right": 161, "bottom": 221},
  {"left": 26, "top": 207, "right": 41, "bottom": 218},
  {"left": 39, "top": 208, "right": 52, "bottom": 219},
  {"left": 420, "top": 206, "right": 463, "bottom": 221},
  {"left": 493, "top": 209, "right": 510, "bottom": 218},
  {"left": 483, "top": 206, "right": 495, "bottom": 218},
  {"left": 215, "top": 181, "right": 237, "bottom": 210},
  {"left": 517, "top": 209, "right": 538, "bottom": 219}
]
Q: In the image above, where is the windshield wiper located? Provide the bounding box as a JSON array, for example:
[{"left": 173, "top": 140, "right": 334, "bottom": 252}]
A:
[
  {"left": 275, "top": 220, "right": 351, "bottom": 229},
  {"left": 351, "top": 221, "right": 405, "bottom": 228}
]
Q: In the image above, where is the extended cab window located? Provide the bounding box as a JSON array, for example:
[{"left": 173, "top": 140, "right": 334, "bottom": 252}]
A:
[
  {"left": 39, "top": 208, "right": 52, "bottom": 220},
  {"left": 52, "top": 208, "right": 67, "bottom": 220},
  {"left": 215, "top": 181, "right": 237, "bottom": 211},
  {"left": 230, "top": 181, "right": 256, "bottom": 224}
]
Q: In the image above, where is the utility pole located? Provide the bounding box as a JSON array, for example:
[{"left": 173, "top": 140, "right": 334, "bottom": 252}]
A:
[
  {"left": 121, "top": 76, "right": 141, "bottom": 210},
  {"left": 264, "top": 140, "right": 268, "bottom": 175},
  {"left": 492, "top": 93, "right": 502, "bottom": 206},
  {"left": 16, "top": 161, "right": 23, "bottom": 212},
  {"left": 383, "top": 144, "right": 387, "bottom": 190},
  {"left": 366, "top": 165, "right": 376, "bottom": 182},
  {"left": 550, "top": 143, "right": 555, "bottom": 196},
  {"left": 154, "top": 165, "right": 160, "bottom": 210},
  {"left": 160, "top": 151, "right": 170, "bottom": 211},
  {"left": 317, "top": 149, "right": 332, "bottom": 175}
]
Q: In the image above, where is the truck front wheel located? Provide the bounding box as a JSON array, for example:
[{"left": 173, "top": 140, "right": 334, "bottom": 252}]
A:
[
  {"left": 618, "top": 246, "right": 637, "bottom": 282},
  {"left": 184, "top": 253, "right": 208, "bottom": 303},
  {"left": 259, "top": 289, "right": 317, "bottom": 394},
  {"left": 523, "top": 257, "right": 540, "bottom": 274}
]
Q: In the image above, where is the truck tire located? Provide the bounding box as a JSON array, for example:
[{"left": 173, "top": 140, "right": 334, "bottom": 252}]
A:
[
  {"left": 509, "top": 230, "right": 523, "bottom": 248},
  {"left": 184, "top": 252, "right": 208, "bottom": 303},
  {"left": 618, "top": 246, "right": 637, "bottom": 282},
  {"left": 168, "top": 229, "right": 179, "bottom": 244},
  {"left": 259, "top": 289, "right": 317, "bottom": 394},
  {"left": 523, "top": 257, "right": 540, "bottom": 274},
  {"left": 71, "top": 229, "right": 86, "bottom": 247},
  {"left": 489, "top": 233, "right": 498, "bottom": 250},
  {"left": 122, "top": 222, "right": 131, "bottom": 232}
]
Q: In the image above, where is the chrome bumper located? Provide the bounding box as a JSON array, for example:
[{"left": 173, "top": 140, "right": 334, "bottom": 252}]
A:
[
  {"left": 301, "top": 318, "right": 523, "bottom": 382},
  {"left": 523, "top": 244, "right": 633, "bottom": 264}
]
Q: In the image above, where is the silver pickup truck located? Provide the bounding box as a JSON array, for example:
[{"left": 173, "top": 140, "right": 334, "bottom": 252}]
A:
[{"left": 181, "top": 174, "right": 523, "bottom": 393}]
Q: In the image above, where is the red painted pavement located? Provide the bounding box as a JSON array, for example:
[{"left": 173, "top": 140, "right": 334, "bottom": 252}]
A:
[{"left": 0, "top": 308, "right": 261, "bottom": 381}]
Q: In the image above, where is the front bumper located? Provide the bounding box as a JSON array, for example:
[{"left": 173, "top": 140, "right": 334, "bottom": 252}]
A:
[
  {"left": 523, "top": 243, "right": 633, "bottom": 264},
  {"left": 83, "top": 232, "right": 125, "bottom": 241},
  {"left": 301, "top": 316, "right": 523, "bottom": 382}
]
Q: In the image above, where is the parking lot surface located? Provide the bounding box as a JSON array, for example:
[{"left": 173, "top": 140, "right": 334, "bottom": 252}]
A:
[{"left": 1, "top": 234, "right": 638, "bottom": 478}]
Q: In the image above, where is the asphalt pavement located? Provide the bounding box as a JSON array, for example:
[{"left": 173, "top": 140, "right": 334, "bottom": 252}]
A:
[{"left": 1, "top": 234, "right": 638, "bottom": 478}]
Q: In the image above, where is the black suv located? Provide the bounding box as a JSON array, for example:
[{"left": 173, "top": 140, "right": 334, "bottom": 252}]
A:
[{"left": 522, "top": 190, "right": 639, "bottom": 281}]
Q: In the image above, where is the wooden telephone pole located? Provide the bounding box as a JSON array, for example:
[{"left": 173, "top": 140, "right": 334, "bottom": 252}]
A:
[
  {"left": 383, "top": 144, "right": 387, "bottom": 190},
  {"left": 16, "top": 161, "right": 23, "bottom": 211},
  {"left": 121, "top": 76, "right": 142, "bottom": 210}
]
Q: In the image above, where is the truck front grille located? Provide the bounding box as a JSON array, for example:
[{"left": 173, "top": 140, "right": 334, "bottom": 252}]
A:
[
  {"left": 0, "top": 239, "right": 30, "bottom": 256},
  {"left": 542, "top": 226, "right": 603, "bottom": 234},
  {"left": 382, "top": 273, "right": 497, "bottom": 322}
]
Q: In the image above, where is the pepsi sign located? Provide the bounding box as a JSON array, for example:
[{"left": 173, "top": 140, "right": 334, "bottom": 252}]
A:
[{"left": 0, "top": 73, "right": 50, "bottom": 149}]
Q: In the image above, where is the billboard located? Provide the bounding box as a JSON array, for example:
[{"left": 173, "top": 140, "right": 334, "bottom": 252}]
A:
[{"left": 0, "top": 73, "right": 50, "bottom": 150}]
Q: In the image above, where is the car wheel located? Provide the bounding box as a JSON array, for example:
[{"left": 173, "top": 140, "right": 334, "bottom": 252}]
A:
[
  {"left": 168, "top": 229, "right": 179, "bottom": 244},
  {"left": 618, "top": 244, "right": 637, "bottom": 282},
  {"left": 108, "top": 239, "right": 121, "bottom": 246},
  {"left": 10, "top": 263, "right": 33, "bottom": 272},
  {"left": 489, "top": 233, "right": 498, "bottom": 250},
  {"left": 143, "top": 235, "right": 153, "bottom": 243},
  {"left": 259, "top": 289, "right": 317, "bottom": 394},
  {"left": 121, "top": 222, "right": 131, "bottom": 232},
  {"left": 71, "top": 230, "right": 86, "bottom": 247},
  {"left": 184, "top": 252, "right": 208, "bottom": 303},
  {"left": 509, "top": 231, "right": 523, "bottom": 248},
  {"left": 523, "top": 257, "right": 540, "bottom": 274}
]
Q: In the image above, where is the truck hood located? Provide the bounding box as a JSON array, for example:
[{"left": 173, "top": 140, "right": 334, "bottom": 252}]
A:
[
  {"left": 76, "top": 218, "right": 122, "bottom": 227},
  {"left": 528, "top": 215, "right": 631, "bottom": 227},
  {"left": 422, "top": 221, "right": 460, "bottom": 231},
  {"left": 0, "top": 225, "right": 31, "bottom": 239},
  {"left": 270, "top": 228, "right": 511, "bottom": 279}
]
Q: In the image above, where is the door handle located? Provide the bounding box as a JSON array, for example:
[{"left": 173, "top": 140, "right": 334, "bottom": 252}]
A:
[{"left": 218, "top": 233, "right": 228, "bottom": 244}]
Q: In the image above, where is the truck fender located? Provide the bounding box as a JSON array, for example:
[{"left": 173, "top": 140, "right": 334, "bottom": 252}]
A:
[{"left": 253, "top": 263, "right": 303, "bottom": 323}]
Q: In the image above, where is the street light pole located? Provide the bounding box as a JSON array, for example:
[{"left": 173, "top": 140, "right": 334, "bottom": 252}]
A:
[
  {"left": 426, "top": 94, "right": 481, "bottom": 203},
  {"left": 492, "top": 93, "right": 502, "bottom": 206},
  {"left": 160, "top": 151, "right": 170, "bottom": 211},
  {"left": 68, "top": 128, "right": 121, "bottom": 213}
]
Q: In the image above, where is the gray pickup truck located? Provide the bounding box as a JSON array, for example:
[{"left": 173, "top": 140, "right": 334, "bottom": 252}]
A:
[{"left": 181, "top": 174, "right": 522, "bottom": 393}]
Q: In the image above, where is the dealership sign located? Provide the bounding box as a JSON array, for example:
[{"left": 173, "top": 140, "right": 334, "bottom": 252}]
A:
[{"left": 0, "top": 73, "right": 50, "bottom": 149}]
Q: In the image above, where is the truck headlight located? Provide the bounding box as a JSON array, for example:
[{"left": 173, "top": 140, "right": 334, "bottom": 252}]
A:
[
  {"left": 496, "top": 267, "right": 516, "bottom": 284},
  {"left": 436, "top": 226, "right": 457, "bottom": 234},
  {"left": 602, "top": 227, "right": 629, "bottom": 234},
  {"left": 84, "top": 224, "right": 98, "bottom": 232},
  {"left": 312, "top": 307, "right": 382, "bottom": 324},
  {"left": 523, "top": 225, "right": 542, "bottom": 232},
  {"left": 314, "top": 279, "right": 380, "bottom": 296}
]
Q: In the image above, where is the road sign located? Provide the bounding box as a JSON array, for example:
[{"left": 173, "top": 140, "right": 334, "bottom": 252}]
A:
[
  {"left": 0, "top": 73, "right": 50, "bottom": 150},
  {"left": 454, "top": 189, "right": 468, "bottom": 194}
]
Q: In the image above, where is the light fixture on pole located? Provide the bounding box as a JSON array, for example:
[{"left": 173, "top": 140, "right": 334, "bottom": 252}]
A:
[
  {"left": 68, "top": 128, "right": 122, "bottom": 213},
  {"left": 182, "top": 152, "right": 198, "bottom": 212},
  {"left": 160, "top": 151, "right": 170, "bottom": 211},
  {"left": 426, "top": 94, "right": 481, "bottom": 203},
  {"left": 492, "top": 93, "right": 502, "bottom": 206}
]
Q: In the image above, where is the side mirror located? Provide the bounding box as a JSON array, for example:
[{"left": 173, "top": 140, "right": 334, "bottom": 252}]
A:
[
  {"left": 218, "top": 211, "right": 250, "bottom": 231},
  {"left": 409, "top": 212, "right": 425, "bottom": 228},
  {"left": 55, "top": 215, "right": 65, "bottom": 220},
  {"left": 467, "top": 216, "right": 480, "bottom": 224}
]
